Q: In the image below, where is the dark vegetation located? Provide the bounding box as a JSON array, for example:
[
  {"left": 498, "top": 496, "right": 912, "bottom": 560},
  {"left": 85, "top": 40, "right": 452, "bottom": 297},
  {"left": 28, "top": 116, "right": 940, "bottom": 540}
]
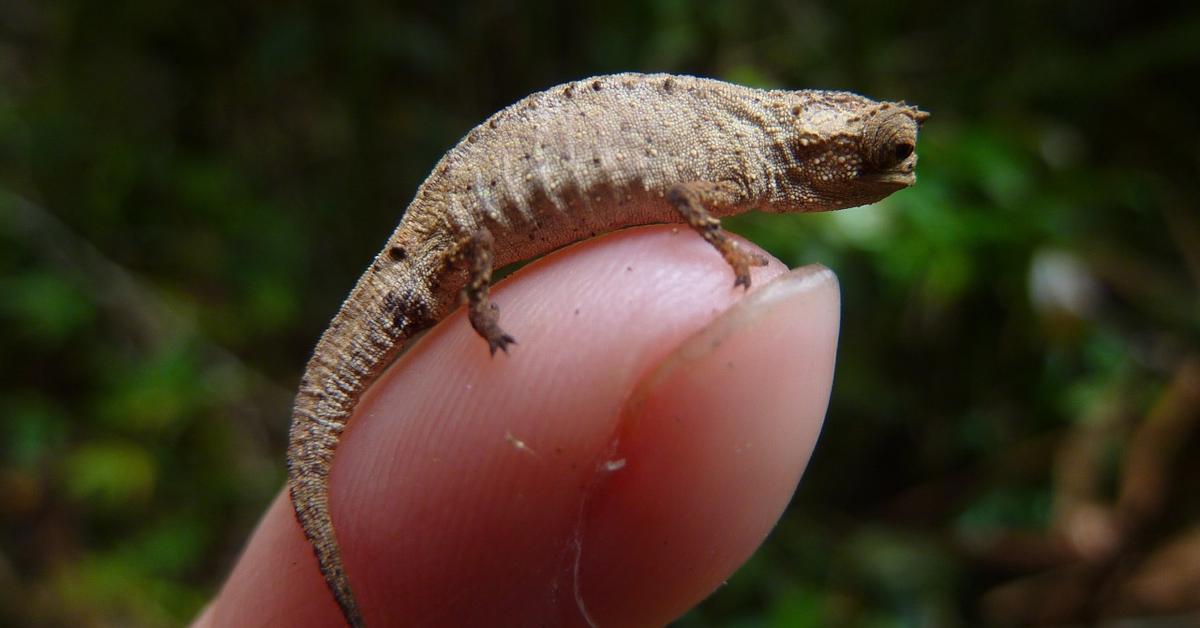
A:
[{"left": 1, "top": 1, "right": 1198, "bottom": 625}]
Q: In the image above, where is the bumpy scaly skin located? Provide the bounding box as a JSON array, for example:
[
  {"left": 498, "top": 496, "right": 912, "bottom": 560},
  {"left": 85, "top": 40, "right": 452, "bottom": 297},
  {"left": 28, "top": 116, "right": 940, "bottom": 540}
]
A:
[{"left": 287, "top": 72, "right": 927, "bottom": 626}]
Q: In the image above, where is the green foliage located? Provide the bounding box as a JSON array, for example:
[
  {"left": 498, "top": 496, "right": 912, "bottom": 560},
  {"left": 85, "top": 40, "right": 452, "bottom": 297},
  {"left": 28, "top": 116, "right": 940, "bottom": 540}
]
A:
[
  {"left": 0, "top": 271, "right": 95, "bottom": 344},
  {"left": 62, "top": 441, "right": 156, "bottom": 511},
  {"left": 1, "top": 1, "right": 1197, "bottom": 625}
]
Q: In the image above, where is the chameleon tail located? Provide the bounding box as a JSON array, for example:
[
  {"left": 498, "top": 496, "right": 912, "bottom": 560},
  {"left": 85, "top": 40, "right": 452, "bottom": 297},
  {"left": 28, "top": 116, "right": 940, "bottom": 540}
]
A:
[
  {"left": 285, "top": 267, "right": 434, "bottom": 628},
  {"left": 287, "top": 407, "right": 365, "bottom": 627}
]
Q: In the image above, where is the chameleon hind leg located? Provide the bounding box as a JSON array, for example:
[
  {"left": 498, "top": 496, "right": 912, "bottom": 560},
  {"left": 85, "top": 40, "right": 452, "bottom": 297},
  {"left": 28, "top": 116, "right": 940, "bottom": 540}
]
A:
[
  {"left": 454, "top": 228, "right": 516, "bottom": 355},
  {"left": 667, "top": 181, "right": 768, "bottom": 288}
]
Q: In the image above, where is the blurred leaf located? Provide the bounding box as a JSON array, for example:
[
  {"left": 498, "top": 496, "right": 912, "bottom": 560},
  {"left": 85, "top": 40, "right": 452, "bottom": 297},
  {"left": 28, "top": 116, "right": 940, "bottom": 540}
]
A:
[
  {"left": 60, "top": 441, "right": 156, "bottom": 511},
  {"left": 766, "top": 586, "right": 827, "bottom": 627},
  {"left": 125, "top": 516, "right": 210, "bottom": 577},
  {"left": 1, "top": 395, "right": 69, "bottom": 470},
  {"left": 0, "top": 271, "right": 95, "bottom": 343},
  {"left": 955, "top": 486, "right": 1053, "bottom": 535},
  {"left": 95, "top": 344, "right": 201, "bottom": 434},
  {"left": 843, "top": 528, "right": 956, "bottom": 601}
]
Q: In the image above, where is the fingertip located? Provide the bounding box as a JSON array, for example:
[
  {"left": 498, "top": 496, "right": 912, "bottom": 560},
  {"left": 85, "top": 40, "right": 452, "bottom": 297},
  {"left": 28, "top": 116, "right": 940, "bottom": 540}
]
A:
[
  {"left": 573, "top": 264, "right": 841, "bottom": 627},
  {"left": 203, "top": 228, "right": 830, "bottom": 628},
  {"left": 327, "top": 227, "right": 799, "bottom": 625}
]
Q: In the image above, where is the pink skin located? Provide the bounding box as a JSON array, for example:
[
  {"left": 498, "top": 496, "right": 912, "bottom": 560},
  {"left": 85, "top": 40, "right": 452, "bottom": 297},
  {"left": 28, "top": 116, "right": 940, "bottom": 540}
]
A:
[{"left": 196, "top": 225, "right": 840, "bottom": 628}]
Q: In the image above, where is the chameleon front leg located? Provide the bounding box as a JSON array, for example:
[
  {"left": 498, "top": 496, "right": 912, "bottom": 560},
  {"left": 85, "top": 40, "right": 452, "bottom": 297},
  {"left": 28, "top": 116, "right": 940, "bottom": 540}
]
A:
[
  {"left": 667, "top": 181, "right": 769, "bottom": 288},
  {"left": 455, "top": 228, "right": 516, "bottom": 355}
]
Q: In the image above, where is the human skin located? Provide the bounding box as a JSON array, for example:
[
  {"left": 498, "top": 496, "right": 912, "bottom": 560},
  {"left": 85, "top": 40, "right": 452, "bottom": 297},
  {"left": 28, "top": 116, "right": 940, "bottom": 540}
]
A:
[{"left": 196, "top": 224, "right": 841, "bottom": 627}]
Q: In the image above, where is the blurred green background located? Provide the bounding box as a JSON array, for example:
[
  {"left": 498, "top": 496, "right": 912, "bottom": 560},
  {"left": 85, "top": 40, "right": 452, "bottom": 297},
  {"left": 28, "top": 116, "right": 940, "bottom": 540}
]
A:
[{"left": 2, "top": 1, "right": 1198, "bottom": 626}]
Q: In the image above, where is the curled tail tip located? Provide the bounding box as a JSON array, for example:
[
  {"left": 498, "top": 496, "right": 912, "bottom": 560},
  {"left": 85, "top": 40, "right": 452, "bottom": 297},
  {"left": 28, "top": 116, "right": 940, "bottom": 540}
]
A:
[
  {"left": 322, "top": 541, "right": 367, "bottom": 627},
  {"left": 340, "top": 601, "right": 366, "bottom": 628}
]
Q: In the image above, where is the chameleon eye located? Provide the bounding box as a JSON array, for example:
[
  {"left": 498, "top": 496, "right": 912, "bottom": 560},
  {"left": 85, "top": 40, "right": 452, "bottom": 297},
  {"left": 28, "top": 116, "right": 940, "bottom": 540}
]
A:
[{"left": 862, "top": 108, "right": 919, "bottom": 171}]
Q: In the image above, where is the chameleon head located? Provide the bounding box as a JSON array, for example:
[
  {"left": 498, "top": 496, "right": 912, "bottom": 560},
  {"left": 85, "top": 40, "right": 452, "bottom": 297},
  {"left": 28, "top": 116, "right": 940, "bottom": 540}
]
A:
[{"left": 774, "top": 94, "right": 929, "bottom": 212}]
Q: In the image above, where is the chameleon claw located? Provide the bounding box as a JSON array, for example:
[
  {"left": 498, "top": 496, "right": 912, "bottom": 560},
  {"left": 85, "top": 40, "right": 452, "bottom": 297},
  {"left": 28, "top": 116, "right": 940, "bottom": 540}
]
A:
[
  {"left": 728, "top": 248, "right": 768, "bottom": 290},
  {"left": 488, "top": 334, "right": 517, "bottom": 356}
]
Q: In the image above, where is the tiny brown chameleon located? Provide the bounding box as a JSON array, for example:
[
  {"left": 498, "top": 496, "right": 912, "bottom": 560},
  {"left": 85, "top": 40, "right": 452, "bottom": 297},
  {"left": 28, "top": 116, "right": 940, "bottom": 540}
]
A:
[{"left": 286, "top": 72, "right": 927, "bottom": 626}]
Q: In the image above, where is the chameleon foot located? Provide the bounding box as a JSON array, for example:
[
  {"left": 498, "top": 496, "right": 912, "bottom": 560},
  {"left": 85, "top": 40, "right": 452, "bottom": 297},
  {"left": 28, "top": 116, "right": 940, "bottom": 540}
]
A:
[
  {"left": 469, "top": 300, "right": 516, "bottom": 355},
  {"left": 667, "top": 181, "right": 767, "bottom": 289},
  {"left": 720, "top": 239, "right": 770, "bottom": 289},
  {"left": 459, "top": 228, "right": 516, "bottom": 354}
]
